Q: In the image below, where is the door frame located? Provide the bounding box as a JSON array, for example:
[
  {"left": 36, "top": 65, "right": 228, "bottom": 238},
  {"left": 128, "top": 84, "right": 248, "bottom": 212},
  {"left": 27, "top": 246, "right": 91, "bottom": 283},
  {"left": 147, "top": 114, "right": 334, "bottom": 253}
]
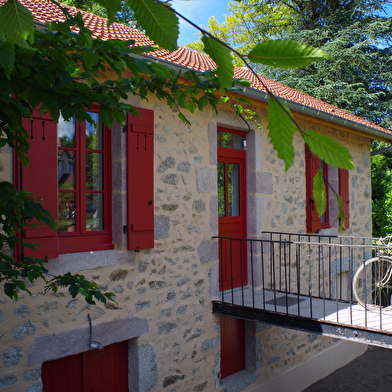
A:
[{"left": 217, "top": 127, "right": 247, "bottom": 291}]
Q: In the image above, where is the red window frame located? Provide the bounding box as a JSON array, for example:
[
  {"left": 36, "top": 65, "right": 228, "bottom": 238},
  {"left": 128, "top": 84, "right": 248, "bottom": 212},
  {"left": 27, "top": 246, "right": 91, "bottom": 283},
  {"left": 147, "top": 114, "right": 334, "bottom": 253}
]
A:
[
  {"left": 16, "top": 106, "right": 155, "bottom": 259},
  {"left": 306, "top": 145, "right": 349, "bottom": 233},
  {"left": 58, "top": 107, "right": 113, "bottom": 253}
]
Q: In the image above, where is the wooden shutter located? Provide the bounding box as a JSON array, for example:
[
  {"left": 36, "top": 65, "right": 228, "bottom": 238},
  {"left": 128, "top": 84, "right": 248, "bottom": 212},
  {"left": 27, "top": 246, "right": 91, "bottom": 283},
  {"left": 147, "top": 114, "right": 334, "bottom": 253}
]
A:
[
  {"left": 42, "top": 352, "right": 83, "bottom": 392},
  {"left": 305, "top": 146, "right": 321, "bottom": 233},
  {"left": 42, "top": 341, "right": 128, "bottom": 392},
  {"left": 127, "top": 108, "right": 154, "bottom": 250},
  {"left": 82, "top": 342, "right": 128, "bottom": 391},
  {"left": 339, "top": 168, "right": 350, "bottom": 229},
  {"left": 15, "top": 109, "right": 59, "bottom": 260}
]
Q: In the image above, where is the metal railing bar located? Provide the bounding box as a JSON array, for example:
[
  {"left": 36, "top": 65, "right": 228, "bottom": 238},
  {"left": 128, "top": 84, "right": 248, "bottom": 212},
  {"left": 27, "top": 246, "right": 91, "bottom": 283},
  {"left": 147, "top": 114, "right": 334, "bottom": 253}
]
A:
[
  {"left": 272, "top": 242, "right": 277, "bottom": 312},
  {"left": 213, "top": 233, "right": 392, "bottom": 334},
  {"left": 250, "top": 241, "right": 255, "bottom": 308}
]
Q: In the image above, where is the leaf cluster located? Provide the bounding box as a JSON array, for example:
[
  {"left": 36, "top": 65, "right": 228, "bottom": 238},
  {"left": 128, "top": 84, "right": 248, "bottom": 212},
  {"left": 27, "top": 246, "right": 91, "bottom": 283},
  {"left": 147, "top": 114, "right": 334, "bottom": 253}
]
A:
[{"left": 0, "top": 0, "right": 357, "bottom": 301}]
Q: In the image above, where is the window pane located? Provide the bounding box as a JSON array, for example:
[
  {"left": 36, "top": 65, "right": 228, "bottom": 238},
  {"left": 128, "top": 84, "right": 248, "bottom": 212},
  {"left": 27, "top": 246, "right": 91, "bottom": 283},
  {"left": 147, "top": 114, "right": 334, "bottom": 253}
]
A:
[
  {"left": 218, "top": 162, "right": 225, "bottom": 217},
  {"left": 86, "top": 112, "right": 103, "bottom": 150},
  {"left": 222, "top": 132, "right": 232, "bottom": 148},
  {"left": 86, "top": 193, "right": 103, "bottom": 231},
  {"left": 58, "top": 115, "right": 76, "bottom": 147},
  {"left": 58, "top": 150, "right": 75, "bottom": 190},
  {"left": 58, "top": 192, "right": 76, "bottom": 232},
  {"left": 233, "top": 134, "right": 243, "bottom": 150},
  {"left": 228, "top": 163, "right": 240, "bottom": 216},
  {"left": 86, "top": 152, "right": 103, "bottom": 190}
]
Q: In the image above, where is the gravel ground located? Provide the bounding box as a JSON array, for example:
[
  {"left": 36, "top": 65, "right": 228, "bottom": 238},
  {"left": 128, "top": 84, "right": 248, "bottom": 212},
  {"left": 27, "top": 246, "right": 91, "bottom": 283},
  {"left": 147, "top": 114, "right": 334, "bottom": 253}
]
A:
[{"left": 303, "top": 345, "right": 392, "bottom": 392}]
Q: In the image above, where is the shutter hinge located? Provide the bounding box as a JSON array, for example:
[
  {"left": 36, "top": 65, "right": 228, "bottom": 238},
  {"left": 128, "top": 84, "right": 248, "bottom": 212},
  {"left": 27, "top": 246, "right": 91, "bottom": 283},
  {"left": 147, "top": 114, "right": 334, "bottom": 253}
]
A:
[{"left": 123, "top": 225, "right": 128, "bottom": 233}]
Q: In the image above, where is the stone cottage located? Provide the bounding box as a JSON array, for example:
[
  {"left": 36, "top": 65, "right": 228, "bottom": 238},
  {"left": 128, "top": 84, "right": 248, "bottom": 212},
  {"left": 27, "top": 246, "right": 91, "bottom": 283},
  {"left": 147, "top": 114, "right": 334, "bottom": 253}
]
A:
[{"left": 1, "top": 1, "right": 392, "bottom": 391}]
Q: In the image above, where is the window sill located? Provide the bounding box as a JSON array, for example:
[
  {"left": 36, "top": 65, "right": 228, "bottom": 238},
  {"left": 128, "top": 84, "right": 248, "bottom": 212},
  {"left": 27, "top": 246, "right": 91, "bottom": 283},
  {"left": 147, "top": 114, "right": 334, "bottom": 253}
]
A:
[{"left": 45, "top": 248, "right": 136, "bottom": 275}]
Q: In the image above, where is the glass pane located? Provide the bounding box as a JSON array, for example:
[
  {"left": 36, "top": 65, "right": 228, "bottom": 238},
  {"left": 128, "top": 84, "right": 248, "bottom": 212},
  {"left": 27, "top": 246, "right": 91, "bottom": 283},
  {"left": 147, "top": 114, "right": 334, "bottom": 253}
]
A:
[
  {"left": 228, "top": 163, "right": 240, "bottom": 216},
  {"left": 86, "top": 193, "right": 104, "bottom": 231},
  {"left": 58, "top": 115, "right": 76, "bottom": 147},
  {"left": 221, "top": 132, "right": 232, "bottom": 148},
  {"left": 233, "top": 134, "right": 243, "bottom": 150},
  {"left": 86, "top": 112, "right": 103, "bottom": 150},
  {"left": 218, "top": 162, "right": 225, "bottom": 217},
  {"left": 58, "top": 150, "right": 76, "bottom": 190},
  {"left": 86, "top": 152, "right": 103, "bottom": 190},
  {"left": 58, "top": 192, "right": 76, "bottom": 232},
  {"left": 217, "top": 131, "right": 221, "bottom": 147}
]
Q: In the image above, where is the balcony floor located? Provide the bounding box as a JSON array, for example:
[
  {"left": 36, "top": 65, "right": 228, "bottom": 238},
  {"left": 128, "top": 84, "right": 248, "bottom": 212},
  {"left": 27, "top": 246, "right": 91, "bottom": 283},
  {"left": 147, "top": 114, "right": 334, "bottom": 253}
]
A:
[{"left": 214, "top": 287, "right": 392, "bottom": 348}]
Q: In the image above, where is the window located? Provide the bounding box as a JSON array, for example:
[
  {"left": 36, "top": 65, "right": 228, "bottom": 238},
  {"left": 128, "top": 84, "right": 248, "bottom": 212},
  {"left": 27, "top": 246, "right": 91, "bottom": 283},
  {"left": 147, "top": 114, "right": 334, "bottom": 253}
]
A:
[
  {"left": 57, "top": 108, "right": 112, "bottom": 253},
  {"left": 15, "top": 107, "right": 154, "bottom": 259},
  {"left": 306, "top": 145, "right": 349, "bottom": 233}
]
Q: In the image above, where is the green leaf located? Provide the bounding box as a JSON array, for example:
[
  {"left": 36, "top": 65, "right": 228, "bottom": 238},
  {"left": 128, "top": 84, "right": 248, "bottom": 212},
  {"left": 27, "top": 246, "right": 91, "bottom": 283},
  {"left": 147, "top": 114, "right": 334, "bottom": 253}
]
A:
[
  {"left": 303, "top": 129, "right": 355, "bottom": 170},
  {"left": 93, "top": 0, "right": 122, "bottom": 24},
  {"left": 234, "top": 78, "right": 252, "bottom": 88},
  {"left": 266, "top": 95, "right": 296, "bottom": 170},
  {"left": 313, "top": 172, "right": 326, "bottom": 216},
  {"left": 0, "top": 40, "right": 15, "bottom": 78},
  {"left": 100, "top": 106, "right": 112, "bottom": 128},
  {"left": 127, "top": 0, "right": 179, "bottom": 52},
  {"left": 247, "top": 39, "right": 330, "bottom": 68},
  {"left": 178, "top": 112, "right": 190, "bottom": 126},
  {"left": 150, "top": 62, "right": 172, "bottom": 78},
  {"left": 201, "top": 35, "right": 234, "bottom": 91},
  {"left": 4, "top": 282, "right": 17, "bottom": 300},
  {"left": 82, "top": 51, "right": 99, "bottom": 70},
  {"left": 197, "top": 96, "right": 209, "bottom": 111},
  {"left": 234, "top": 97, "right": 253, "bottom": 105},
  {"left": 0, "top": 0, "right": 34, "bottom": 49}
]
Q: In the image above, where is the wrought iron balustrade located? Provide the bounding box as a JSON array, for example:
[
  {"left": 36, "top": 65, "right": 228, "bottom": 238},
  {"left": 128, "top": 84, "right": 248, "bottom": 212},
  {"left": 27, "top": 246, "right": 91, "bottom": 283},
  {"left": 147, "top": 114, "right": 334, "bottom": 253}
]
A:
[{"left": 213, "top": 232, "right": 392, "bottom": 336}]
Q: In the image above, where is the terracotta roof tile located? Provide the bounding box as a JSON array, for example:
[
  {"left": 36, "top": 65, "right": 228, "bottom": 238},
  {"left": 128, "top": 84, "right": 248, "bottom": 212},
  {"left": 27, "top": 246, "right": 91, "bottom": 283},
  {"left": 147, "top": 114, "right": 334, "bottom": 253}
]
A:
[{"left": 2, "top": 0, "right": 391, "bottom": 137}]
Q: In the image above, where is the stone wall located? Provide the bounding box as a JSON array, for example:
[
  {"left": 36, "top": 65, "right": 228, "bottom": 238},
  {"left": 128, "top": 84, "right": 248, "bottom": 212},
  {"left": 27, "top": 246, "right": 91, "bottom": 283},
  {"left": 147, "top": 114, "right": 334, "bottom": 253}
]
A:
[{"left": 0, "top": 96, "right": 372, "bottom": 391}]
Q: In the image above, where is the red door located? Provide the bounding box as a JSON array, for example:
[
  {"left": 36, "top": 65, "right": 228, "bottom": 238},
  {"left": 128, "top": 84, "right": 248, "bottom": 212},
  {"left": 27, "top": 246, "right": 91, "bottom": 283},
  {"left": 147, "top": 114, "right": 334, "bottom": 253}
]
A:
[
  {"left": 220, "top": 316, "right": 245, "bottom": 378},
  {"left": 217, "top": 128, "right": 247, "bottom": 291},
  {"left": 42, "top": 341, "right": 128, "bottom": 392}
]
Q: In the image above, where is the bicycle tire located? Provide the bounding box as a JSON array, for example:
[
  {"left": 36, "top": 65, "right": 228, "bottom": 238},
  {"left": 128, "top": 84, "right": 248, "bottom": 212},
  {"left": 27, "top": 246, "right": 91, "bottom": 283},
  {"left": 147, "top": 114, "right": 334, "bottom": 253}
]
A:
[{"left": 353, "top": 256, "right": 392, "bottom": 310}]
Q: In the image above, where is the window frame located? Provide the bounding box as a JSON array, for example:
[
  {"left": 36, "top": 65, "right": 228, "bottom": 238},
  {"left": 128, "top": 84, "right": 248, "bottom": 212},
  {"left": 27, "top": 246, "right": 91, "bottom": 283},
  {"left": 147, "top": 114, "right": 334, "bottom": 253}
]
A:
[
  {"left": 306, "top": 145, "right": 349, "bottom": 233},
  {"left": 58, "top": 106, "right": 113, "bottom": 253},
  {"left": 16, "top": 106, "right": 155, "bottom": 259}
]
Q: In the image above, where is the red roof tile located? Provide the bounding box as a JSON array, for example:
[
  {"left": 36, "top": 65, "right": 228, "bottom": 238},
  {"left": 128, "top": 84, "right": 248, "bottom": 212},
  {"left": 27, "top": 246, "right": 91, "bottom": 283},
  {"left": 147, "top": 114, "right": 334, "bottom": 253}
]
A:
[{"left": 2, "top": 0, "right": 391, "bottom": 138}]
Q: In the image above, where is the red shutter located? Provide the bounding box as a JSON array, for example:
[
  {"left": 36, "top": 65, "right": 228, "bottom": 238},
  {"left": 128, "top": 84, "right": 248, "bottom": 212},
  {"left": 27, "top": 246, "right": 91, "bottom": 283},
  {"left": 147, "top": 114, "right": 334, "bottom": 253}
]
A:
[
  {"left": 305, "top": 146, "right": 321, "bottom": 233},
  {"left": 127, "top": 108, "right": 154, "bottom": 250},
  {"left": 42, "top": 341, "right": 128, "bottom": 392},
  {"left": 15, "top": 109, "right": 59, "bottom": 260},
  {"left": 82, "top": 342, "right": 128, "bottom": 391},
  {"left": 42, "top": 352, "right": 83, "bottom": 392},
  {"left": 339, "top": 168, "right": 350, "bottom": 229}
]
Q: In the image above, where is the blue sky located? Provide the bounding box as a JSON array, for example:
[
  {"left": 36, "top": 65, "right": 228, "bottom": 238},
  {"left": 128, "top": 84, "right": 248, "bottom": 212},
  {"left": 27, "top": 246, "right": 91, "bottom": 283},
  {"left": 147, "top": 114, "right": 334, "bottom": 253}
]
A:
[
  {"left": 171, "top": 1, "right": 392, "bottom": 46},
  {"left": 171, "top": 0, "right": 230, "bottom": 45}
]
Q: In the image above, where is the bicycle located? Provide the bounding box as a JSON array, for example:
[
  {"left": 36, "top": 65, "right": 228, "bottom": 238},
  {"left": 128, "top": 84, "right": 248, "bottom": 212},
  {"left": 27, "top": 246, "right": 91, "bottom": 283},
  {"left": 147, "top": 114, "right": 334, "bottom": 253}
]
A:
[{"left": 352, "top": 236, "right": 392, "bottom": 310}]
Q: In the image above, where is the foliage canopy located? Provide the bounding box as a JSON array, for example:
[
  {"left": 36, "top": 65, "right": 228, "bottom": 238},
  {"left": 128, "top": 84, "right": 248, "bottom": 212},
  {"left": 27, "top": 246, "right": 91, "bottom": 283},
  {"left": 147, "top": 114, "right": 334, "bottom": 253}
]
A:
[
  {"left": 0, "top": 0, "right": 355, "bottom": 301},
  {"left": 194, "top": 0, "right": 392, "bottom": 236}
]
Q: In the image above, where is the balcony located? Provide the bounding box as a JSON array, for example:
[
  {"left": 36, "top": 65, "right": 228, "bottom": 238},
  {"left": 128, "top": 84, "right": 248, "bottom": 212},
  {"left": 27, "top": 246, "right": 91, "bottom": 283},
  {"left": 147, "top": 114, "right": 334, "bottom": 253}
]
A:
[{"left": 213, "top": 232, "right": 392, "bottom": 348}]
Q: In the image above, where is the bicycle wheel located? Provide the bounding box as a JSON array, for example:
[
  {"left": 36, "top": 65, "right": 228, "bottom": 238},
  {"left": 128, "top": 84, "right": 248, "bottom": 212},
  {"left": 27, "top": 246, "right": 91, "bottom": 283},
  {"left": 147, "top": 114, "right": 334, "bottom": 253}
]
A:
[{"left": 353, "top": 256, "right": 392, "bottom": 310}]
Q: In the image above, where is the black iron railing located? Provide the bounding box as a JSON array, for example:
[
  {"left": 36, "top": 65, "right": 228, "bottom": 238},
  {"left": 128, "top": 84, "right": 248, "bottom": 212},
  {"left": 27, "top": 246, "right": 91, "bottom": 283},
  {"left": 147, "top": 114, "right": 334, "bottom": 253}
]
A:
[{"left": 213, "top": 232, "right": 392, "bottom": 334}]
